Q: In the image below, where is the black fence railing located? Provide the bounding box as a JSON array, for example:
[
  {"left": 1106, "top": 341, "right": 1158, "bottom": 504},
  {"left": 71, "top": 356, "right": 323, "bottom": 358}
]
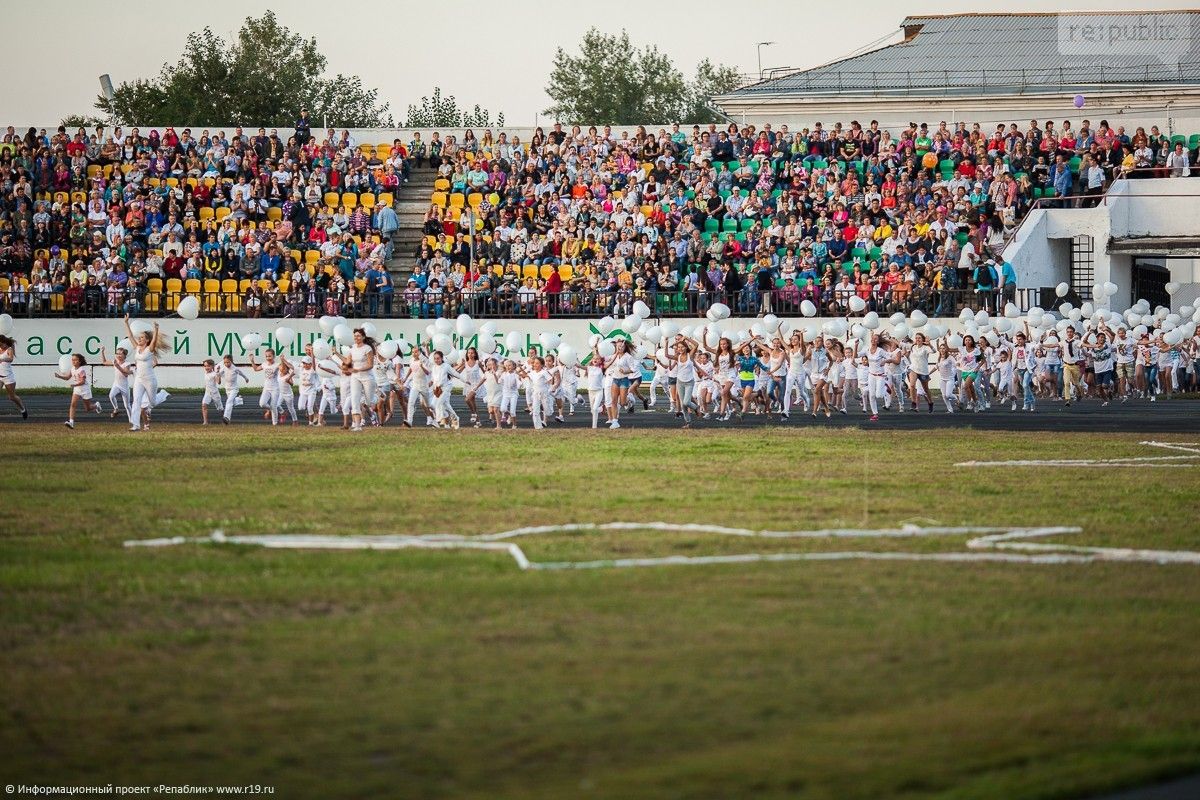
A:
[{"left": 1, "top": 287, "right": 1043, "bottom": 320}]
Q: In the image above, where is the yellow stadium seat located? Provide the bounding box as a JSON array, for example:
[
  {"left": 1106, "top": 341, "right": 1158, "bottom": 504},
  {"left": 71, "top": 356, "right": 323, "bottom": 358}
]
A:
[
  {"left": 434, "top": 178, "right": 450, "bottom": 192},
  {"left": 305, "top": 250, "right": 319, "bottom": 263},
  {"left": 184, "top": 279, "right": 202, "bottom": 295},
  {"left": 377, "top": 192, "right": 393, "bottom": 207},
  {"left": 425, "top": 235, "right": 438, "bottom": 247},
  {"left": 324, "top": 192, "right": 340, "bottom": 208},
  {"left": 343, "top": 193, "right": 358, "bottom": 209},
  {"left": 431, "top": 192, "right": 447, "bottom": 208},
  {"left": 215, "top": 207, "right": 231, "bottom": 221},
  {"left": 86, "top": 165, "right": 102, "bottom": 179},
  {"left": 199, "top": 207, "right": 215, "bottom": 220},
  {"left": 165, "top": 177, "right": 178, "bottom": 188},
  {"left": 221, "top": 279, "right": 239, "bottom": 295},
  {"left": 203, "top": 177, "right": 216, "bottom": 188},
  {"left": 165, "top": 279, "right": 182, "bottom": 311},
  {"left": 71, "top": 191, "right": 87, "bottom": 205},
  {"left": 186, "top": 177, "right": 198, "bottom": 188},
  {"left": 540, "top": 265, "right": 555, "bottom": 280},
  {"left": 147, "top": 177, "right": 161, "bottom": 188},
  {"left": 359, "top": 192, "right": 375, "bottom": 208},
  {"left": 267, "top": 207, "right": 283, "bottom": 221},
  {"left": 306, "top": 264, "right": 315, "bottom": 278},
  {"left": 449, "top": 193, "right": 465, "bottom": 208},
  {"left": 0, "top": 278, "right": 10, "bottom": 294},
  {"left": 522, "top": 265, "right": 538, "bottom": 280},
  {"left": 558, "top": 264, "right": 574, "bottom": 281},
  {"left": 50, "top": 293, "right": 64, "bottom": 311},
  {"left": 464, "top": 152, "right": 475, "bottom": 163},
  {"left": 202, "top": 280, "right": 221, "bottom": 312},
  {"left": 146, "top": 278, "right": 163, "bottom": 294},
  {"left": 226, "top": 294, "right": 242, "bottom": 313},
  {"left": 203, "top": 278, "right": 220, "bottom": 293},
  {"left": 256, "top": 279, "right": 272, "bottom": 292},
  {"left": 354, "top": 279, "right": 367, "bottom": 294},
  {"left": 54, "top": 191, "right": 70, "bottom": 206},
  {"left": 276, "top": 279, "right": 290, "bottom": 294},
  {"left": 492, "top": 265, "right": 504, "bottom": 277},
  {"left": 239, "top": 279, "right": 252, "bottom": 293},
  {"left": 376, "top": 144, "right": 391, "bottom": 160},
  {"left": 467, "top": 193, "right": 483, "bottom": 208}
]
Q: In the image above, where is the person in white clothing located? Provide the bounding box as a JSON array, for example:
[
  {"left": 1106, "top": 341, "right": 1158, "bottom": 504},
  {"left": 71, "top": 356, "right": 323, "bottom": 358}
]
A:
[
  {"left": 249, "top": 348, "right": 287, "bottom": 426},
  {"left": 217, "top": 354, "right": 249, "bottom": 424},
  {"left": 277, "top": 356, "right": 300, "bottom": 425},
  {"left": 332, "top": 328, "right": 378, "bottom": 431},
  {"left": 497, "top": 359, "right": 522, "bottom": 427},
  {"left": 0, "top": 334, "right": 27, "bottom": 419},
  {"left": 298, "top": 356, "right": 320, "bottom": 424},
  {"left": 99, "top": 345, "right": 133, "bottom": 423},
  {"left": 123, "top": 314, "right": 167, "bottom": 432},
  {"left": 54, "top": 353, "right": 102, "bottom": 428},
  {"left": 906, "top": 333, "right": 935, "bottom": 412},
  {"left": 200, "top": 359, "right": 223, "bottom": 425},
  {"left": 605, "top": 338, "right": 639, "bottom": 428}
]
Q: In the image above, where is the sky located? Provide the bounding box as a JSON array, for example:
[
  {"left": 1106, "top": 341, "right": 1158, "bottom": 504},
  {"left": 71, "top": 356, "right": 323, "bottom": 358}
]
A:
[{"left": 3, "top": 0, "right": 1198, "bottom": 127}]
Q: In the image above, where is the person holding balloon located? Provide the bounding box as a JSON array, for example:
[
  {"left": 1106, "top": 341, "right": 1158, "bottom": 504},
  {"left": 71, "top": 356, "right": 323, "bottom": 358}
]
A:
[
  {"left": 53, "top": 353, "right": 103, "bottom": 428},
  {"left": 248, "top": 348, "right": 288, "bottom": 426},
  {"left": 331, "top": 328, "right": 379, "bottom": 432},
  {"left": 0, "top": 331, "right": 28, "bottom": 420}
]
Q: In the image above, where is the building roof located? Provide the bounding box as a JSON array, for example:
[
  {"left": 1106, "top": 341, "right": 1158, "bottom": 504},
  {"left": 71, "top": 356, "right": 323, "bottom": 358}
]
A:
[{"left": 724, "top": 11, "right": 1200, "bottom": 99}]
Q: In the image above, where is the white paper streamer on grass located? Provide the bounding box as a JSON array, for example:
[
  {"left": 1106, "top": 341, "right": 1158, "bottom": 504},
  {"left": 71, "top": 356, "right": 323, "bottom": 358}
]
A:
[
  {"left": 955, "top": 440, "right": 1200, "bottom": 468},
  {"left": 123, "top": 521, "right": 1200, "bottom": 570}
]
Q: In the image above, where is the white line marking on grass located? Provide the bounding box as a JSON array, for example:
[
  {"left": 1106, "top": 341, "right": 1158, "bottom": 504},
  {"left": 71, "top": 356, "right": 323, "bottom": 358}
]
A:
[
  {"left": 123, "top": 523, "right": 1200, "bottom": 570},
  {"left": 956, "top": 441, "right": 1200, "bottom": 468}
]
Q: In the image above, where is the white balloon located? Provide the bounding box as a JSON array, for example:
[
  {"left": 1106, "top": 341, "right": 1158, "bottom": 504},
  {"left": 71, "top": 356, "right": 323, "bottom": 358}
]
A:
[
  {"left": 311, "top": 341, "right": 332, "bottom": 360},
  {"left": 0, "top": 313, "right": 12, "bottom": 336},
  {"left": 424, "top": 324, "right": 437, "bottom": 340},
  {"left": 456, "top": 314, "right": 476, "bottom": 337},
  {"left": 994, "top": 318, "right": 1012, "bottom": 334},
  {"left": 596, "top": 316, "right": 616, "bottom": 336},
  {"left": 177, "top": 295, "right": 200, "bottom": 320},
  {"left": 909, "top": 310, "right": 928, "bottom": 328},
  {"left": 642, "top": 325, "right": 662, "bottom": 344},
  {"left": 434, "top": 317, "right": 454, "bottom": 334},
  {"left": 241, "top": 332, "right": 262, "bottom": 351},
  {"left": 762, "top": 313, "right": 779, "bottom": 331},
  {"left": 478, "top": 335, "right": 497, "bottom": 355},
  {"left": 557, "top": 345, "right": 577, "bottom": 366},
  {"left": 708, "top": 302, "right": 731, "bottom": 321},
  {"left": 704, "top": 324, "right": 722, "bottom": 348},
  {"left": 1133, "top": 324, "right": 1148, "bottom": 337},
  {"left": 432, "top": 333, "right": 453, "bottom": 353},
  {"left": 893, "top": 323, "right": 910, "bottom": 339},
  {"left": 1069, "top": 309, "right": 1082, "bottom": 322},
  {"left": 959, "top": 307, "right": 974, "bottom": 321},
  {"left": 332, "top": 324, "right": 353, "bottom": 346},
  {"left": 130, "top": 319, "right": 154, "bottom": 337},
  {"left": 479, "top": 321, "right": 497, "bottom": 338},
  {"left": 632, "top": 300, "right": 651, "bottom": 318},
  {"left": 661, "top": 322, "right": 679, "bottom": 339},
  {"left": 376, "top": 340, "right": 399, "bottom": 359},
  {"left": 749, "top": 322, "right": 765, "bottom": 338},
  {"left": 539, "top": 332, "right": 562, "bottom": 351},
  {"left": 116, "top": 337, "right": 133, "bottom": 354},
  {"left": 1080, "top": 302, "right": 1094, "bottom": 318},
  {"left": 505, "top": 331, "right": 524, "bottom": 352},
  {"left": 317, "top": 358, "right": 339, "bottom": 373},
  {"left": 863, "top": 311, "right": 880, "bottom": 330},
  {"left": 597, "top": 340, "right": 616, "bottom": 358},
  {"left": 890, "top": 312, "right": 907, "bottom": 326},
  {"left": 800, "top": 300, "right": 817, "bottom": 317},
  {"left": 1104, "top": 281, "right": 1118, "bottom": 297},
  {"left": 318, "top": 315, "right": 337, "bottom": 335},
  {"left": 1059, "top": 303, "right": 1073, "bottom": 317},
  {"left": 1028, "top": 306, "right": 1044, "bottom": 321},
  {"left": 679, "top": 326, "right": 694, "bottom": 340},
  {"left": 734, "top": 331, "right": 749, "bottom": 344},
  {"left": 948, "top": 334, "right": 964, "bottom": 349},
  {"left": 1165, "top": 281, "right": 1181, "bottom": 295},
  {"left": 828, "top": 320, "right": 848, "bottom": 339},
  {"left": 1003, "top": 302, "right": 1020, "bottom": 319},
  {"left": 274, "top": 326, "right": 296, "bottom": 348},
  {"left": 984, "top": 331, "right": 1001, "bottom": 346},
  {"left": 848, "top": 295, "right": 867, "bottom": 313},
  {"left": 358, "top": 322, "right": 377, "bottom": 339},
  {"left": 622, "top": 315, "right": 643, "bottom": 334},
  {"left": 58, "top": 354, "right": 73, "bottom": 373},
  {"left": 925, "top": 324, "right": 943, "bottom": 340},
  {"left": 1055, "top": 282, "right": 1070, "bottom": 297}
]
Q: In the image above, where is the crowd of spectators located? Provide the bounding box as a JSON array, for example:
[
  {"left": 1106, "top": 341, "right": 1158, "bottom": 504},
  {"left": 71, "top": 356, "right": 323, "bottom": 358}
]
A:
[
  {"left": 409, "top": 118, "right": 1196, "bottom": 318},
  {"left": 0, "top": 114, "right": 404, "bottom": 318},
  {"left": 1, "top": 114, "right": 1196, "bottom": 319}
]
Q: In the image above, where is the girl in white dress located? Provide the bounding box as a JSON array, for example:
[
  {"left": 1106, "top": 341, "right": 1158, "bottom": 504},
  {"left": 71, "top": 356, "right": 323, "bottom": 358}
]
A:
[
  {"left": 200, "top": 359, "right": 223, "bottom": 425},
  {"left": 0, "top": 334, "right": 26, "bottom": 419},
  {"left": 99, "top": 345, "right": 133, "bottom": 423},
  {"left": 298, "top": 356, "right": 319, "bottom": 425},
  {"left": 277, "top": 356, "right": 300, "bottom": 425},
  {"left": 316, "top": 358, "right": 340, "bottom": 426},
  {"left": 122, "top": 314, "right": 167, "bottom": 432},
  {"left": 457, "top": 348, "right": 485, "bottom": 426},
  {"left": 935, "top": 341, "right": 959, "bottom": 413},
  {"left": 424, "top": 348, "right": 462, "bottom": 428},
  {"left": 582, "top": 353, "right": 606, "bottom": 429},
  {"left": 54, "top": 353, "right": 102, "bottom": 428},
  {"left": 498, "top": 359, "right": 521, "bottom": 427}
]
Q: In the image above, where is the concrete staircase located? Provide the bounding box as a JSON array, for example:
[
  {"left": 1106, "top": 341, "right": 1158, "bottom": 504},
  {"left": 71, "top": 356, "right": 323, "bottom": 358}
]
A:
[{"left": 385, "top": 167, "right": 439, "bottom": 277}]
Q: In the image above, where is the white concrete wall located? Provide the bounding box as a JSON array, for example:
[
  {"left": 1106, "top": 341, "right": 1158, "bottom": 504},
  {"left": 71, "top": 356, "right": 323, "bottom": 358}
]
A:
[
  {"left": 1003, "top": 176, "right": 1200, "bottom": 297},
  {"left": 5, "top": 316, "right": 1007, "bottom": 389}
]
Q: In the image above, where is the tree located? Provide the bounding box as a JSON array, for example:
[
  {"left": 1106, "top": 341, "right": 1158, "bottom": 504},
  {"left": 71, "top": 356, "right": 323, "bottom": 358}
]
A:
[
  {"left": 61, "top": 114, "right": 105, "bottom": 129},
  {"left": 95, "top": 11, "right": 392, "bottom": 128},
  {"left": 404, "top": 87, "right": 504, "bottom": 128},
  {"left": 544, "top": 29, "right": 742, "bottom": 125}
]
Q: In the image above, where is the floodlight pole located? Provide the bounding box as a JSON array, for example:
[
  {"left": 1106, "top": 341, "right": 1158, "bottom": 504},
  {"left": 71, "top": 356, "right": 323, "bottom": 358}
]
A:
[{"left": 756, "top": 42, "right": 777, "bottom": 80}]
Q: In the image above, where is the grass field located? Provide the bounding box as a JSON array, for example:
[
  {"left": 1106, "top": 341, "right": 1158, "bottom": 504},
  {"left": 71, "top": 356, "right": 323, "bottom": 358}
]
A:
[{"left": 2, "top": 427, "right": 1199, "bottom": 799}]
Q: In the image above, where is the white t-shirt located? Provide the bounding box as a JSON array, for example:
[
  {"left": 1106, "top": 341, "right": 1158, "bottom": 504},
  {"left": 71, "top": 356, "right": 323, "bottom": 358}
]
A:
[{"left": 908, "top": 344, "right": 933, "bottom": 376}]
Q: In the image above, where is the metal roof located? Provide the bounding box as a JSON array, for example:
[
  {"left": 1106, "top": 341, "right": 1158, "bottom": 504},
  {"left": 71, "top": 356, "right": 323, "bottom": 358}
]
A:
[{"left": 725, "top": 11, "right": 1200, "bottom": 98}]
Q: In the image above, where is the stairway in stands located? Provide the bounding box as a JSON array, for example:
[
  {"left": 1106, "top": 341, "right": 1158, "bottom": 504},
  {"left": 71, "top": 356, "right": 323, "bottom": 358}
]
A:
[{"left": 385, "top": 167, "right": 438, "bottom": 278}]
